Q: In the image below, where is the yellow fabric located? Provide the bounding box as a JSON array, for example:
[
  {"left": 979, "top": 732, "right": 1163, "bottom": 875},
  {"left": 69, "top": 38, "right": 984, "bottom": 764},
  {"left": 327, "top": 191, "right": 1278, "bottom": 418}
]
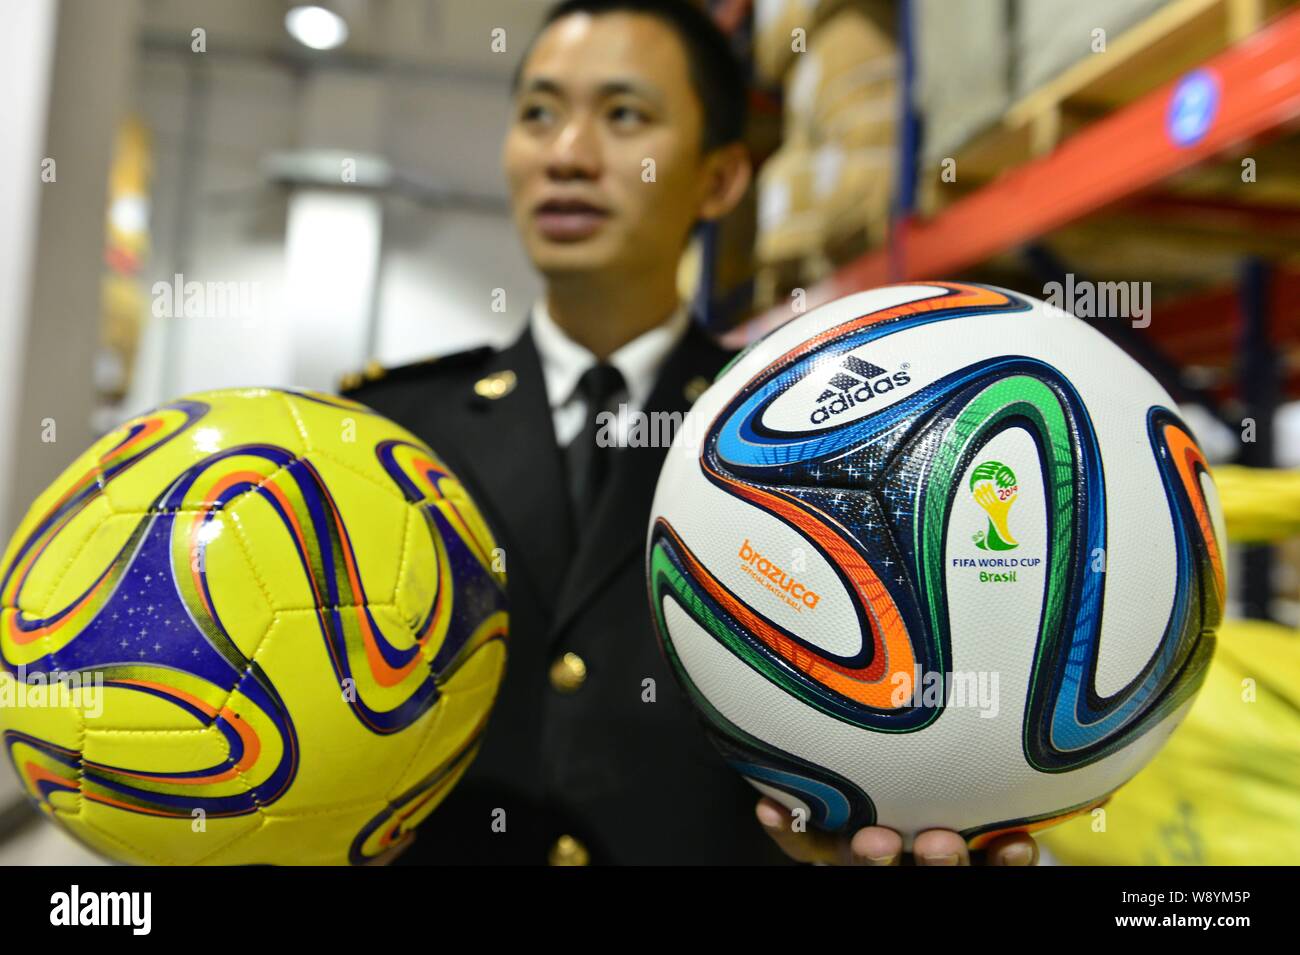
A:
[
  {"left": 1213, "top": 466, "right": 1300, "bottom": 542},
  {"left": 1041, "top": 619, "right": 1300, "bottom": 865}
]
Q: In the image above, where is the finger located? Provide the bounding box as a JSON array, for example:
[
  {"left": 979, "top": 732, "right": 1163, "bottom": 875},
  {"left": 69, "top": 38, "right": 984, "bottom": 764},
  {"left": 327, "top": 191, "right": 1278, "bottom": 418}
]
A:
[
  {"left": 912, "top": 829, "right": 970, "bottom": 865},
  {"left": 984, "top": 832, "right": 1038, "bottom": 866},
  {"left": 755, "top": 798, "right": 856, "bottom": 865},
  {"left": 848, "top": 826, "right": 903, "bottom": 866}
]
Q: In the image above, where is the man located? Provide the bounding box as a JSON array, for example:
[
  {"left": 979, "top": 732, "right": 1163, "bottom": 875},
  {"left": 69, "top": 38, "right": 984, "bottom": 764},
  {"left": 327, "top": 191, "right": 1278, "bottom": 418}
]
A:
[{"left": 343, "top": 0, "right": 1037, "bottom": 866}]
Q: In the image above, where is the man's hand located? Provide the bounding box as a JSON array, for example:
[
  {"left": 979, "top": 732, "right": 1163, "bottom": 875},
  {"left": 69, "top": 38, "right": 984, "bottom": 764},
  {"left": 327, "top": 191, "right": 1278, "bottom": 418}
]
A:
[{"left": 756, "top": 797, "right": 1038, "bottom": 866}]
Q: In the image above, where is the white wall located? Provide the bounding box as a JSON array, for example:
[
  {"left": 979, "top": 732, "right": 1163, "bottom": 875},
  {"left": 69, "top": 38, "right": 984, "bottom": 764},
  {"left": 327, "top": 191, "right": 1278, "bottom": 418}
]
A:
[
  {"left": 0, "top": 0, "right": 59, "bottom": 821},
  {"left": 0, "top": 0, "right": 139, "bottom": 831},
  {"left": 122, "top": 42, "right": 538, "bottom": 418},
  {"left": 377, "top": 202, "right": 540, "bottom": 363},
  {"left": 122, "top": 57, "right": 298, "bottom": 414},
  {"left": 0, "top": 1, "right": 58, "bottom": 540}
]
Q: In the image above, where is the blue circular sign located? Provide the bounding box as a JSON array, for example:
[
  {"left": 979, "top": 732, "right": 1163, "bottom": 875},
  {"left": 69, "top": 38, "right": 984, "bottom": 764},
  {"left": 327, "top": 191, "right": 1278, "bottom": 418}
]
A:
[{"left": 1168, "top": 69, "right": 1220, "bottom": 147}]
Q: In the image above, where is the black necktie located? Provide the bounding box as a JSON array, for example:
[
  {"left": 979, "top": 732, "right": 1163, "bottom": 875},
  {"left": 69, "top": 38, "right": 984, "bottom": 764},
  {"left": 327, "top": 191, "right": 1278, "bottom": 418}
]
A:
[{"left": 565, "top": 362, "right": 627, "bottom": 525}]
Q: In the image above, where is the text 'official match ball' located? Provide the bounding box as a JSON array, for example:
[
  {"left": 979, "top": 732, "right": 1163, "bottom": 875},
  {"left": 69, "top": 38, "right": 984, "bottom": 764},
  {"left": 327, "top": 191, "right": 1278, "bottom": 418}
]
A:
[
  {"left": 0, "top": 388, "right": 507, "bottom": 864},
  {"left": 648, "top": 282, "right": 1225, "bottom": 847}
]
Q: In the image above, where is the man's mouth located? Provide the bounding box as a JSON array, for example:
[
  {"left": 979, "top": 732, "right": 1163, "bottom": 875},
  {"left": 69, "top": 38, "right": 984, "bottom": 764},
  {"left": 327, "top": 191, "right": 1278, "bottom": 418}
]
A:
[{"left": 534, "top": 199, "right": 611, "bottom": 242}]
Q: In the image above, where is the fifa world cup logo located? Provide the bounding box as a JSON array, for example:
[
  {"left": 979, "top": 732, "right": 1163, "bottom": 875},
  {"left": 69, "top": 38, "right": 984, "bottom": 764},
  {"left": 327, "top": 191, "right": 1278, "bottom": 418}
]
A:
[{"left": 970, "top": 461, "right": 1019, "bottom": 551}]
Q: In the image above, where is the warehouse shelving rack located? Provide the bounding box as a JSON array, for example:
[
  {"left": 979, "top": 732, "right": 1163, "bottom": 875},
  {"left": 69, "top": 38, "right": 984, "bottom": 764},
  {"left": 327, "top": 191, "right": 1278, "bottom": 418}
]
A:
[{"left": 706, "top": 0, "right": 1300, "bottom": 621}]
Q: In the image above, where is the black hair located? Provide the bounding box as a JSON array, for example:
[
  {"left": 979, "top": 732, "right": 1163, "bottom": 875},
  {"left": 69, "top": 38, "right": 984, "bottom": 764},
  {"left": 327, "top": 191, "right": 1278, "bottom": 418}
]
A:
[{"left": 510, "top": 0, "right": 749, "bottom": 152}]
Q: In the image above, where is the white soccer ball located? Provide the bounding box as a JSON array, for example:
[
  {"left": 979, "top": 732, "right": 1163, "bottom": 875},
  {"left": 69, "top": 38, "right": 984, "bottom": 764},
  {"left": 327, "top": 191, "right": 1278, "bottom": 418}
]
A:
[{"left": 647, "top": 282, "right": 1226, "bottom": 847}]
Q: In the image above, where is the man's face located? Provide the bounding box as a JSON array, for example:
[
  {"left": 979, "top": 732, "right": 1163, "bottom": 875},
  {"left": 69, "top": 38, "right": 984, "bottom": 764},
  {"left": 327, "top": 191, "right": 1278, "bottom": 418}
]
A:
[{"left": 503, "top": 12, "right": 710, "bottom": 278}]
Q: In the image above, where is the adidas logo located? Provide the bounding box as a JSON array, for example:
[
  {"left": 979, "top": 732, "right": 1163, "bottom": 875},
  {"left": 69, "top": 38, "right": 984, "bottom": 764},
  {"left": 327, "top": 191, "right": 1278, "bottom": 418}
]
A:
[{"left": 809, "top": 354, "right": 911, "bottom": 425}]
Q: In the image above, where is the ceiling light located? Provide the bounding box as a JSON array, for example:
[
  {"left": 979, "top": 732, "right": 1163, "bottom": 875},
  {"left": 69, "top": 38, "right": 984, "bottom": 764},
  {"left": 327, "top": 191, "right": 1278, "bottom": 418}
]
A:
[{"left": 285, "top": 5, "right": 348, "bottom": 51}]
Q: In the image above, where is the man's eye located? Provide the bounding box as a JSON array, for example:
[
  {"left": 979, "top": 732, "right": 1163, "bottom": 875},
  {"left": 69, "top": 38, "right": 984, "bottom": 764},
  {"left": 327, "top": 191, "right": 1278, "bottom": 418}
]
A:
[
  {"left": 521, "top": 104, "right": 551, "bottom": 123},
  {"left": 610, "top": 105, "right": 648, "bottom": 126}
]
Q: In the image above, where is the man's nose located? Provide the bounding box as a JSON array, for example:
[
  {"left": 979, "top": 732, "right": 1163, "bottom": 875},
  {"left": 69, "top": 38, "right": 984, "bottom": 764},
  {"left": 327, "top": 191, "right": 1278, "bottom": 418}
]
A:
[{"left": 546, "top": 115, "right": 601, "bottom": 179}]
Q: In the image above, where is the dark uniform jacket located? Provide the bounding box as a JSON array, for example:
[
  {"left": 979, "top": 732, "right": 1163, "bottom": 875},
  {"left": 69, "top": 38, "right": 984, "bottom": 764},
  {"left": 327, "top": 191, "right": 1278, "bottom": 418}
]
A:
[{"left": 341, "top": 313, "right": 789, "bottom": 865}]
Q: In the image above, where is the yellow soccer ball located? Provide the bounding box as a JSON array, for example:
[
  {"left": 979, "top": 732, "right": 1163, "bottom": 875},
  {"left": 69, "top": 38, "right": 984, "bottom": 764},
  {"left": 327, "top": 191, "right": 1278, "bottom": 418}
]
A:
[{"left": 0, "top": 388, "right": 507, "bottom": 864}]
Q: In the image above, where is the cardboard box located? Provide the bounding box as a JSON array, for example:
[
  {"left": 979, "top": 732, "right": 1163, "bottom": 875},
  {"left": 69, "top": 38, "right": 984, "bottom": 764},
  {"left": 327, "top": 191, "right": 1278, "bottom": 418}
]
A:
[
  {"left": 784, "top": 1, "right": 897, "bottom": 143},
  {"left": 756, "top": 143, "right": 826, "bottom": 263}
]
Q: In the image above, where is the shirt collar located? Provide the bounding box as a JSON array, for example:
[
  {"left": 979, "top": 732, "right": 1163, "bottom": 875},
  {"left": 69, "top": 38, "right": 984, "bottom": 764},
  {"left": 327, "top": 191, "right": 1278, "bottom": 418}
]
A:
[{"left": 530, "top": 298, "right": 691, "bottom": 412}]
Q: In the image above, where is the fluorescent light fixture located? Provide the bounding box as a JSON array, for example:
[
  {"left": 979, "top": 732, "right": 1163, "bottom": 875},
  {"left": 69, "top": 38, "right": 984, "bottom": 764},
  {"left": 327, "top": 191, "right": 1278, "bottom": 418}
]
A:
[
  {"left": 284, "top": 190, "right": 382, "bottom": 389},
  {"left": 285, "top": 5, "right": 348, "bottom": 51},
  {"left": 263, "top": 149, "right": 393, "bottom": 190}
]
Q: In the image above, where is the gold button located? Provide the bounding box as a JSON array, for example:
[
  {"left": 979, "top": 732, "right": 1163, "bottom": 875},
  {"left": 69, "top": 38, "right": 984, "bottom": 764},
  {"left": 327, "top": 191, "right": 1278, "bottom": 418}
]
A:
[
  {"left": 474, "top": 370, "right": 517, "bottom": 400},
  {"left": 338, "top": 371, "right": 362, "bottom": 391},
  {"left": 548, "top": 834, "right": 590, "bottom": 866},
  {"left": 684, "top": 375, "right": 710, "bottom": 403},
  {"left": 363, "top": 359, "right": 386, "bottom": 381},
  {"left": 549, "top": 652, "right": 587, "bottom": 693}
]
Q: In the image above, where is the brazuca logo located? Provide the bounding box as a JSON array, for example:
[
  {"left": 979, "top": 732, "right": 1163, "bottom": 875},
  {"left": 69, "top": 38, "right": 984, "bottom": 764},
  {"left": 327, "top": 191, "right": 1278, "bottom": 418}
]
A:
[
  {"left": 809, "top": 354, "right": 911, "bottom": 425},
  {"left": 738, "top": 539, "right": 820, "bottom": 609}
]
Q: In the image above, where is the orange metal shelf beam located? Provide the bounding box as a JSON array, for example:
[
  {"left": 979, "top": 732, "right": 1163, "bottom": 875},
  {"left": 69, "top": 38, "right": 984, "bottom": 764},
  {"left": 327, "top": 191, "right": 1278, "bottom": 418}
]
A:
[{"left": 784, "top": 5, "right": 1300, "bottom": 314}]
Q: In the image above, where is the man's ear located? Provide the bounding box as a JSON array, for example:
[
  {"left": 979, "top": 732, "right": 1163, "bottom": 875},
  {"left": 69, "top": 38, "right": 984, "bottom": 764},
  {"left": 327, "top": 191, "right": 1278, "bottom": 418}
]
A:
[{"left": 697, "top": 142, "right": 753, "bottom": 223}]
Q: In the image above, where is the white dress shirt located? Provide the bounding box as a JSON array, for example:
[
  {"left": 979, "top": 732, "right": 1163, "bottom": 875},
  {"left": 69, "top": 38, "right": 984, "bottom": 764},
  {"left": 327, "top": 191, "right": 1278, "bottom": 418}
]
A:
[{"left": 530, "top": 298, "right": 691, "bottom": 448}]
